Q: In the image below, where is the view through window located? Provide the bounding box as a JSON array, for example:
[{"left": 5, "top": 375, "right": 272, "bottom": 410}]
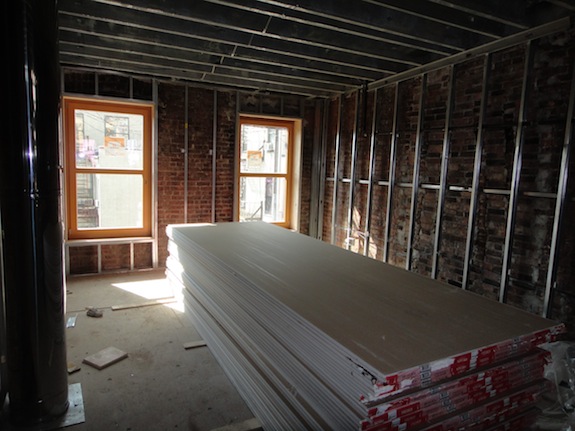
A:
[
  {"left": 238, "top": 117, "right": 293, "bottom": 227},
  {"left": 64, "top": 98, "right": 152, "bottom": 239}
]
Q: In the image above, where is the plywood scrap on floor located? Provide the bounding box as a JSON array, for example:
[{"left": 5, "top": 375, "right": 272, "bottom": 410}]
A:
[
  {"left": 67, "top": 362, "right": 81, "bottom": 374},
  {"left": 83, "top": 346, "right": 128, "bottom": 370},
  {"left": 183, "top": 340, "right": 207, "bottom": 350},
  {"left": 111, "top": 297, "right": 176, "bottom": 311},
  {"left": 210, "top": 417, "right": 262, "bottom": 431}
]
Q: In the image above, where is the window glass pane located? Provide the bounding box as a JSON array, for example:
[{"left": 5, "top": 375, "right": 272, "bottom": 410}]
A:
[
  {"left": 239, "top": 177, "right": 286, "bottom": 223},
  {"left": 74, "top": 110, "right": 144, "bottom": 170},
  {"left": 240, "top": 124, "right": 288, "bottom": 174},
  {"left": 76, "top": 173, "right": 143, "bottom": 229}
]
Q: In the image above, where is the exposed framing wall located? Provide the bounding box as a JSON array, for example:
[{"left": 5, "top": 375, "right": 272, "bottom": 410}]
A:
[{"left": 318, "top": 27, "right": 575, "bottom": 331}]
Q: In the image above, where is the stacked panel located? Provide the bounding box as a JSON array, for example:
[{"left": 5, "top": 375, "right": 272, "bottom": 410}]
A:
[{"left": 166, "top": 222, "right": 564, "bottom": 430}]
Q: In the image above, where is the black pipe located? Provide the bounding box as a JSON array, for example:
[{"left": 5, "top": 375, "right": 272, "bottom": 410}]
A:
[{"left": 1, "top": 0, "right": 69, "bottom": 424}]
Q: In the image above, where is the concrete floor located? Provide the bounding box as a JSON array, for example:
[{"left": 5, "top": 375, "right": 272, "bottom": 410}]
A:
[{"left": 37, "top": 269, "right": 255, "bottom": 431}]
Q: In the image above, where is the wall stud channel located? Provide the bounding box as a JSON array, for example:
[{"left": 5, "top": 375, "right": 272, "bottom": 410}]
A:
[
  {"left": 499, "top": 41, "right": 536, "bottom": 304},
  {"left": 363, "top": 89, "right": 379, "bottom": 256},
  {"left": 543, "top": 51, "right": 575, "bottom": 317},
  {"left": 330, "top": 96, "right": 343, "bottom": 245},
  {"left": 462, "top": 54, "right": 491, "bottom": 290},
  {"left": 431, "top": 65, "right": 455, "bottom": 279},
  {"left": 346, "top": 91, "right": 361, "bottom": 250},
  {"left": 383, "top": 83, "right": 400, "bottom": 263},
  {"left": 406, "top": 74, "right": 427, "bottom": 270}
]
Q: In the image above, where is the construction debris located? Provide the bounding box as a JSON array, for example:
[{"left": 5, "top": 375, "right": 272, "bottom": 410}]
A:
[
  {"left": 83, "top": 346, "right": 128, "bottom": 370},
  {"left": 66, "top": 313, "right": 78, "bottom": 328},
  {"left": 210, "top": 417, "right": 262, "bottom": 431},
  {"left": 86, "top": 307, "right": 103, "bottom": 318},
  {"left": 111, "top": 297, "right": 176, "bottom": 311},
  {"left": 67, "top": 362, "right": 81, "bottom": 374},
  {"left": 183, "top": 340, "right": 207, "bottom": 350}
]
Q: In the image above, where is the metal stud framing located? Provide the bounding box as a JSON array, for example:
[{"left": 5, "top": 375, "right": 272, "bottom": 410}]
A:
[
  {"left": 184, "top": 85, "right": 189, "bottom": 223},
  {"left": 383, "top": 83, "right": 400, "bottom": 263},
  {"left": 406, "top": 73, "right": 427, "bottom": 271},
  {"left": 363, "top": 89, "right": 379, "bottom": 256},
  {"left": 317, "top": 100, "right": 329, "bottom": 240},
  {"left": 346, "top": 91, "right": 361, "bottom": 250},
  {"left": 499, "top": 41, "right": 536, "bottom": 304},
  {"left": 431, "top": 65, "right": 455, "bottom": 279},
  {"left": 330, "top": 96, "right": 343, "bottom": 245},
  {"left": 543, "top": 53, "right": 575, "bottom": 318},
  {"left": 308, "top": 100, "right": 323, "bottom": 238},
  {"left": 212, "top": 90, "right": 218, "bottom": 223},
  {"left": 152, "top": 78, "right": 159, "bottom": 268},
  {"left": 462, "top": 54, "right": 492, "bottom": 290}
]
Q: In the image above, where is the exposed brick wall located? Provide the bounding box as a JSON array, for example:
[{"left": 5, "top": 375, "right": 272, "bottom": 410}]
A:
[
  {"left": 157, "top": 83, "right": 187, "bottom": 266},
  {"left": 465, "top": 46, "right": 526, "bottom": 298},
  {"left": 409, "top": 67, "right": 451, "bottom": 277},
  {"left": 299, "top": 101, "right": 316, "bottom": 235},
  {"left": 389, "top": 77, "right": 421, "bottom": 268},
  {"left": 348, "top": 90, "right": 374, "bottom": 253},
  {"left": 214, "top": 91, "right": 236, "bottom": 222},
  {"left": 322, "top": 181, "right": 334, "bottom": 241},
  {"left": 69, "top": 246, "right": 98, "bottom": 275},
  {"left": 63, "top": 69, "right": 96, "bottom": 95},
  {"left": 319, "top": 28, "right": 575, "bottom": 333},
  {"left": 436, "top": 58, "right": 483, "bottom": 287},
  {"left": 332, "top": 93, "right": 358, "bottom": 247},
  {"left": 355, "top": 91, "right": 375, "bottom": 180},
  {"left": 412, "top": 189, "right": 437, "bottom": 277},
  {"left": 368, "top": 85, "right": 394, "bottom": 260},
  {"left": 468, "top": 193, "right": 508, "bottom": 300},
  {"left": 505, "top": 31, "right": 575, "bottom": 317},
  {"left": 98, "top": 74, "right": 131, "bottom": 99},
  {"left": 134, "top": 242, "right": 153, "bottom": 269},
  {"left": 63, "top": 69, "right": 153, "bottom": 101},
  {"left": 368, "top": 187, "right": 388, "bottom": 261},
  {"left": 321, "top": 98, "right": 340, "bottom": 241},
  {"left": 101, "top": 244, "right": 130, "bottom": 272},
  {"left": 187, "top": 87, "right": 215, "bottom": 224}
]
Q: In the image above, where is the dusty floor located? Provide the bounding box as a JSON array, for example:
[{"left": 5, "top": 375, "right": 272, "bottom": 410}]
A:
[{"left": 5, "top": 269, "right": 257, "bottom": 431}]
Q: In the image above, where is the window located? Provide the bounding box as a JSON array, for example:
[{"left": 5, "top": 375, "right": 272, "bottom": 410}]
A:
[
  {"left": 238, "top": 117, "right": 295, "bottom": 228},
  {"left": 64, "top": 98, "right": 152, "bottom": 239}
]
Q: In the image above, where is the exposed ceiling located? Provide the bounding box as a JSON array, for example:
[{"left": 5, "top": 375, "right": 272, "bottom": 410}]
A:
[{"left": 58, "top": 0, "right": 575, "bottom": 97}]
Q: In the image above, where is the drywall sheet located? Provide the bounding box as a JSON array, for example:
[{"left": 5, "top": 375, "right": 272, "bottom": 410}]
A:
[
  {"left": 168, "top": 222, "right": 561, "bottom": 374},
  {"left": 166, "top": 222, "right": 564, "bottom": 430}
]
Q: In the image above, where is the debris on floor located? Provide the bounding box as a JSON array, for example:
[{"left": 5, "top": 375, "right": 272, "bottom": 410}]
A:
[
  {"left": 67, "top": 362, "right": 81, "bottom": 374},
  {"left": 86, "top": 306, "right": 103, "bottom": 318},
  {"left": 183, "top": 340, "right": 207, "bottom": 350},
  {"left": 210, "top": 417, "right": 262, "bottom": 431},
  {"left": 83, "top": 346, "right": 128, "bottom": 370},
  {"left": 111, "top": 297, "right": 177, "bottom": 311},
  {"left": 66, "top": 313, "right": 78, "bottom": 328},
  {"left": 535, "top": 341, "right": 575, "bottom": 430}
]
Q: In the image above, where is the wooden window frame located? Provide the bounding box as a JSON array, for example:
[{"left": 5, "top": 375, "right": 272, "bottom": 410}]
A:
[
  {"left": 64, "top": 97, "right": 153, "bottom": 240},
  {"left": 237, "top": 116, "right": 294, "bottom": 229}
]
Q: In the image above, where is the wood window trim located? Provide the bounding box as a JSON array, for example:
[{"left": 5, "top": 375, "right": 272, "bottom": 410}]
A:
[
  {"left": 237, "top": 116, "right": 295, "bottom": 229},
  {"left": 64, "top": 97, "right": 153, "bottom": 240}
]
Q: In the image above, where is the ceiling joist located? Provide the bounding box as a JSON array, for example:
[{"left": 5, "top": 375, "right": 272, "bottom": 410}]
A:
[{"left": 58, "top": 0, "right": 575, "bottom": 97}]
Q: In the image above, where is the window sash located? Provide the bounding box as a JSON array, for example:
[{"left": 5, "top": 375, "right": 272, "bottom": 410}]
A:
[
  {"left": 238, "top": 117, "right": 294, "bottom": 228},
  {"left": 64, "top": 98, "right": 152, "bottom": 240}
]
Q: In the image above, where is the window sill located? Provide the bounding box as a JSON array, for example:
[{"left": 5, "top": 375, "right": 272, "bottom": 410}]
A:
[{"left": 66, "top": 237, "right": 154, "bottom": 246}]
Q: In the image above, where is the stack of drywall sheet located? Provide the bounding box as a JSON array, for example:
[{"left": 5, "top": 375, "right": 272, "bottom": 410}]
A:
[{"left": 165, "top": 222, "right": 565, "bottom": 430}]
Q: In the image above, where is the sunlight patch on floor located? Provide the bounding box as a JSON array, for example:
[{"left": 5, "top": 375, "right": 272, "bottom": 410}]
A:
[{"left": 112, "top": 277, "right": 173, "bottom": 300}]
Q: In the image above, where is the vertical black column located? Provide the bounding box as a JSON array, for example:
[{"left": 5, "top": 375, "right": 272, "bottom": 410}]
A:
[{"left": 1, "top": 0, "right": 69, "bottom": 424}]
